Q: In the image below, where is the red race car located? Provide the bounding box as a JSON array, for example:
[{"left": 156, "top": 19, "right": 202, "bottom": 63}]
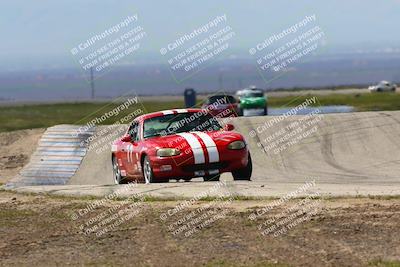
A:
[{"left": 111, "top": 108, "right": 252, "bottom": 184}]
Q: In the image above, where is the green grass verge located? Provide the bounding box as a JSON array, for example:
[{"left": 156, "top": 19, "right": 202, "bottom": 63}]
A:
[
  {"left": 0, "top": 100, "right": 184, "bottom": 132},
  {"left": 369, "top": 259, "right": 400, "bottom": 267},
  {"left": 1, "top": 92, "right": 400, "bottom": 132},
  {"left": 204, "top": 259, "right": 290, "bottom": 267},
  {"left": 6, "top": 189, "right": 400, "bottom": 202},
  {"left": 0, "top": 209, "right": 37, "bottom": 227}
]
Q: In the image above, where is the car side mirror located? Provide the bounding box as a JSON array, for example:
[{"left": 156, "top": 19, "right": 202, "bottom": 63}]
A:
[
  {"left": 224, "top": 124, "right": 235, "bottom": 131},
  {"left": 121, "top": 134, "right": 132, "bottom": 142}
]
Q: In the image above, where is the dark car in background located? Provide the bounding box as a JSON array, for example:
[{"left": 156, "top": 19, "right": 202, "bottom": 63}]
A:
[{"left": 202, "top": 94, "right": 240, "bottom": 118}]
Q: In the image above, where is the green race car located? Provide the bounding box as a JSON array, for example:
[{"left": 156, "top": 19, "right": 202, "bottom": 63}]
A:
[{"left": 237, "top": 88, "right": 268, "bottom": 116}]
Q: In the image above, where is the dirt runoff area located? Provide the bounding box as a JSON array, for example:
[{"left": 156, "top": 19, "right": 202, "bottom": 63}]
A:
[
  {"left": 0, "top": 190, "right": 399, "bottom": 267},
  {"left": 0, "top": 129, "right": 44, "bottom": 184}
]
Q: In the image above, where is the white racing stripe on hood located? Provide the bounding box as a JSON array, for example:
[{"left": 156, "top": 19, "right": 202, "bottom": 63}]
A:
[
  {"left": 174, "top": 109, "right": 188, "bottom": 113},
  {"left": 194, "top": 131, "right": 220, "bottom": 163},
  {"left": 161, "top": 110, "right": 174, "bottom": 115},
  {"left": 176, "top": 133, "right": 205, "bottom": 164}
]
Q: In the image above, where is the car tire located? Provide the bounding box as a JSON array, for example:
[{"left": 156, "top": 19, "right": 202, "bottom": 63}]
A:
[
  {"left": 142, "top": 156, "right": 169, "bottom": 183},
  {"left": 203, "top": 174, "right": 220, "bottom": 181},
  {"left": 238, "top": 108, "right": 243, "bottom": 116},
  {"left": 112, "top": 156, "right": 126, "bottom": 184},
  {"left": 264, "top": 106, "right": 268, "bottom": 115},
  {"left": 142, "top": 156, "right": 155, "bottom": 184},
  {"left": 232, "top": 153, "right": 252, "bottom": 181}
]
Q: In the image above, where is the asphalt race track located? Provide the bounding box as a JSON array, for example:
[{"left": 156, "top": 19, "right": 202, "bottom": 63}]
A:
[
  {"left": 6, "top": 111, "right": 400, "bottom": 198},
  {"left": 233, "top": 110, "right": 400, "bottom": 184}
]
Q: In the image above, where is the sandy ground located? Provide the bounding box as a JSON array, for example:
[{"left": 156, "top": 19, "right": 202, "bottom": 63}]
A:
[
  {"left": 0, "top": 129, "right": 44, "bottom": 184},
  {"left": 0, "top": 190, "right": 399, "bottom": 267}
]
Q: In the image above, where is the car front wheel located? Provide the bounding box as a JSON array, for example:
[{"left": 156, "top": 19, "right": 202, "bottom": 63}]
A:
[
  {"left": 232, "top": 154, "right": 252, "bottom": 181},
  {"left": 142, "top": 156, "right": 169, "bottom": 183},
  {"left": 112, "top": 156, "right": 126, "bottom": 184},
  {"left": 143, "top": 156, "right": 154, "bottom": 184}
]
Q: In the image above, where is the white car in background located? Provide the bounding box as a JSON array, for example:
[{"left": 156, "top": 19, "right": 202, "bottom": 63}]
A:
[{"left": 368, "top": 81, "right": 397, "bottom": 92}]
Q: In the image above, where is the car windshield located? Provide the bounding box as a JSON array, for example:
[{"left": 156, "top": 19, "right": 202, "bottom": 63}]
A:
[
  {"left": 243, "top": 91, "right": 264, "bottom": 98},
  {"left": 143, "top": 112, "right": 222, "bottom": 138},
  {"left": 208, "top": 95, "right": 236, "bottom": 104}
]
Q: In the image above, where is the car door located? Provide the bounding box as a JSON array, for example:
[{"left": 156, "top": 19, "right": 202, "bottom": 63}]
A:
[
  {"left": 119, "top": 122, "right": 136, "bottom": 176},
  {"left": 117, "top": 127, "right": 132, "bottom": 176},
  {"left": 126, "top": 121, "right": 141, "bottom": 176}
]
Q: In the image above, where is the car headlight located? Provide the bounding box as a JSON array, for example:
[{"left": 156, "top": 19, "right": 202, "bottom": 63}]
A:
[
  {"left": 157, "top": 148, "right": 181, "bottom": 157},
  {"left": 227, "top": 140, "right": 245, "bottom": 150}
]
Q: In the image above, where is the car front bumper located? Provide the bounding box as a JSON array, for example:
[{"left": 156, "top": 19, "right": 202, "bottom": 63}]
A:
[
  {"left": 243, "top": 108, "right": 265, "bottom": 116},
  {"left": 149, "top": 147, "right": 249, "bottom": 180}
]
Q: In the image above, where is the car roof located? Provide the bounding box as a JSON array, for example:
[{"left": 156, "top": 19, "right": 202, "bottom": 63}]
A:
[
  {"left": 240, "top": 88, "right": 263, "bottom": 93},
  {"left": 134, "top": 108, "right": 203, "bottom": 122}
]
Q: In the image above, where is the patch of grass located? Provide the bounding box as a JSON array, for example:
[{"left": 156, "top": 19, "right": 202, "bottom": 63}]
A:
[
  {"left": 7, "top": 189, "right": 180, "bottom": 203},
  {"left": 366, "top": 195, "right": 400, "bottom": 200},
  {"left": 369, "top": 259, "right": 400, "bottom": 267},
  {"left": 0, "top": 208, "right": 37, "bottom": 227},
  {"left": 0, "top": 100, "right": 185, "bottom": 132},
  {"left": 8, "top": 189, "right": 400, "bottom": 203},
  {"left": 271, "top": 84, "right": 369, "bottom": 91},
  {"left": 204, "top": 259, "right": 290, "bottom": 267},
  {"left": 0, "top": 209, "right": 37, "bottom": 218},
  {"left": 1, "top": 92, "right": 400, "bottom": 132},
  {"left": 198, "top": 195, "right": 261, "bottom": 201}
]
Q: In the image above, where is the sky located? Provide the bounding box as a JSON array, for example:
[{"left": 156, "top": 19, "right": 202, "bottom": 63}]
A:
[{"left": 1, "top": 0, "right": 400, "bottom": 69}]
